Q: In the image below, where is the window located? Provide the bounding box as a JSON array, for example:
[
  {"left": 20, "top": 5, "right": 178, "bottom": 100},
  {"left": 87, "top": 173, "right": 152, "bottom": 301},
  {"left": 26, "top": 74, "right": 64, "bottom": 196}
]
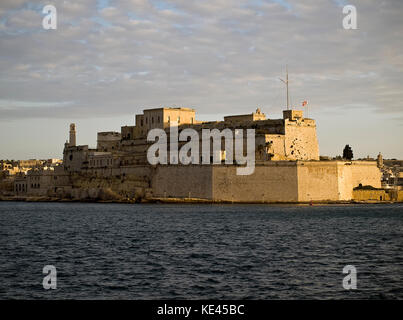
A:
[
  {"left": 158, "top": 116, "right": 161, "bottom": 123},
  {"left": 146, "top": 117, "right": 148, "bottom": 124},
  {"left": 178, "top": 116, "right": 180, "bottom": 123},
  {"left": 141, "top": 119, "right": 143, "bottom": 126}
]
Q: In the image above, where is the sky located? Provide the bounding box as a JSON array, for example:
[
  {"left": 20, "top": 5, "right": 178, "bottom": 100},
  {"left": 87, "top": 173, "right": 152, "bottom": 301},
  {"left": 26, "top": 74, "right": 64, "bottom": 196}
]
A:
[{"left": 0, "top": 0, "right": 402, "bottom": 160}]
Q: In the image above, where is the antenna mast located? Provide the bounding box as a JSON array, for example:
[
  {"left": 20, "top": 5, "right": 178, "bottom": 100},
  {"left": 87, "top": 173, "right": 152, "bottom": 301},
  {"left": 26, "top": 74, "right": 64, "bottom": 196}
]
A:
[{"left": 279, "top": 65, "right": 290, "bottom": 110}]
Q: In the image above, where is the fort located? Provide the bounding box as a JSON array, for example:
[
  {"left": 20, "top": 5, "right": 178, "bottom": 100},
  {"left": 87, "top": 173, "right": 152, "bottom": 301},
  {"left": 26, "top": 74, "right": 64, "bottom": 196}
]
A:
[
  {"left": 147, "top": 124, "right": 256, "bottom": 175},
  {"left": 1, "top": 106, "right": 402, "bottom": 203}
]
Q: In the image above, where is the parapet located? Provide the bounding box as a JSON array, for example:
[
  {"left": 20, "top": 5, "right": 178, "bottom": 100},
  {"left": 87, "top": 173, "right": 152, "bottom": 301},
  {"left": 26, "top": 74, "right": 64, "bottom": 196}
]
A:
[
  {"left": 283, "top": 110, "right": 303, "bottom": 121},
  {"left": 224, "top": 108, "right": 266, "bottom": 124}
]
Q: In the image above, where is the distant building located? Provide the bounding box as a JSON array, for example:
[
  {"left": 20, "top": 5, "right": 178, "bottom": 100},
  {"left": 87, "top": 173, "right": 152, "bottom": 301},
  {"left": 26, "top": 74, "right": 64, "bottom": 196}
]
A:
[{"left": 377, "top": 152, "right": 383, "bottom": 168}]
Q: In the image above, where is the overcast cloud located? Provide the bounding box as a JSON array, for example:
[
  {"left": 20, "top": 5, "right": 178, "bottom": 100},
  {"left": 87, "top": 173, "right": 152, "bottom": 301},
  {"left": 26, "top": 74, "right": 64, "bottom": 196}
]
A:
[{"left": 0, "top": 0, "right": 402, "bottom": 159}]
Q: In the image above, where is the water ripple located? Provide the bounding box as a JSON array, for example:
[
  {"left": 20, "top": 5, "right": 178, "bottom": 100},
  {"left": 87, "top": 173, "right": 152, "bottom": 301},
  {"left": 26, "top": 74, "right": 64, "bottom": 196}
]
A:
[{"left": 0, "top": 202, "right": 402, "bottom": 299}]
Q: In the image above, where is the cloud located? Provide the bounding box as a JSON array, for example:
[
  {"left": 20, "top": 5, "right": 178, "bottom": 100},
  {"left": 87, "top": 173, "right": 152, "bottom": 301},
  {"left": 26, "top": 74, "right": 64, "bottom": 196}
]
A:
[{"left": 0, "top": 0, "right": 401, "bottom": 120}]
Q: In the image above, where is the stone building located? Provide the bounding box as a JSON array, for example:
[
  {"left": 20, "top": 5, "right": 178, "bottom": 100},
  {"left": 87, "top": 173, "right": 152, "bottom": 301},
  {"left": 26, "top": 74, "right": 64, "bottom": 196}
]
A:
[
  {"left": 97, "top": 132, "right": 121, "bottom": 152},
  {"left": 88, "top": 151, "right": 114, "bottom": 169},
  {"left": 14, "top": 174, "right": 27, "bottom": 195},
  {"left": 10, "top": 106, "right": 389, "bottom": 202},
  {"left": 26, "top": 168, "right": 55, "bottom": 196},
  {"left": 117, "top": 107, "right": 320, "bottom": 166}
]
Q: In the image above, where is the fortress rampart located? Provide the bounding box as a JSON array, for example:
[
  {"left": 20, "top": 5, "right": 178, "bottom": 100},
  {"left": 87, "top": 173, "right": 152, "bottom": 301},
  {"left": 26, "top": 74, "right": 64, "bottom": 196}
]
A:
[{"left": 152, "top": 161, "right": 381, "bottom": 202}]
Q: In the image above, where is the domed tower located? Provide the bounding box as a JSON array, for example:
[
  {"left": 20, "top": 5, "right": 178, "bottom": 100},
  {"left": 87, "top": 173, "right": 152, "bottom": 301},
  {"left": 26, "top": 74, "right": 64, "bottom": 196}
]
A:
[{"left": 377, "top": 152, "right": 383, "bottom": 168}]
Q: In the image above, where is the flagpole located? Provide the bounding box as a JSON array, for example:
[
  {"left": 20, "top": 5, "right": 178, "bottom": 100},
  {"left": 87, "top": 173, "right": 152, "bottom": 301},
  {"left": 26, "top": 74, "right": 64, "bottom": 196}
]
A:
[
  {"left": 286, "top": 65, "right": 289, "bottom": 110},
  {"left": 279, "top": 65, "right": 290, "bottom": 110},
  {"left": 302, "top": 100, "right": 308, "bottom": 118}
]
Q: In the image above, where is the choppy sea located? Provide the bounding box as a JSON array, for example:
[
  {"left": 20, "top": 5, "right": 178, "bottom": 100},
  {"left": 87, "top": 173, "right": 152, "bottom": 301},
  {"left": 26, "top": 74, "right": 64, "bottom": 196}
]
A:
[{"left": 0, "top": 202, "right": 402, "bottom": 299}]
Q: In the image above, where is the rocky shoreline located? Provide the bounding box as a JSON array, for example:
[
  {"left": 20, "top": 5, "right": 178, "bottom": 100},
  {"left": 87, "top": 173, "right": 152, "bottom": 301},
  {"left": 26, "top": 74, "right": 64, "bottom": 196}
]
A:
[{"left": 0, "top": 195, "right": 400, "bottom": 205}]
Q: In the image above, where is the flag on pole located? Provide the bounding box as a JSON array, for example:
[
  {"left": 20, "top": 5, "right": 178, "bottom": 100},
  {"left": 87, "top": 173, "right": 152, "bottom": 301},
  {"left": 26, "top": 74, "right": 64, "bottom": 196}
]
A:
[{"left": 302, "top": 100, "right": 308, "bottom": 107}]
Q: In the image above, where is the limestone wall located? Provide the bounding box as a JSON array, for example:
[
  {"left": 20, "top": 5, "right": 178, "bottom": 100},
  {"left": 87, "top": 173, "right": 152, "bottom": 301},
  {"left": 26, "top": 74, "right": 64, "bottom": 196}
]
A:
[
  {"left": 284, "top": 119, "right": 320, "bottom": 160},
  {"left": 139, "top": 108, "right": 196, "bottom": 131},
  {"left": 63, "top": 145, "right": 89, "bottom": 172},
  {"left": 152, "top": 163, "right": 298, "bottom": 202},
  {"left": 212, "top": 163, "right": 298, "bottom": 202},
  {"left": 150, "top": 161, "right": 382, "bottom": 203},
  {"left": 353, "top": 189, "right": 390, "bottom": 201},
  {"left": 265, "top": 134, "right": 286, "bottom": 159},
  {"left": 297, "top": 161, "right": 382, "bottom": 201},
  {"left": 349, "top": 161, "right": 382, "bottom": 189},
  {"left": 297, "top": 162, "right": 340, "bottom": 201},
  {"left": 97, "top": 132, "right": 121, "bottom": 152},
  {"left": 152, "top": 165, "right": 213, "bottom": 199}
]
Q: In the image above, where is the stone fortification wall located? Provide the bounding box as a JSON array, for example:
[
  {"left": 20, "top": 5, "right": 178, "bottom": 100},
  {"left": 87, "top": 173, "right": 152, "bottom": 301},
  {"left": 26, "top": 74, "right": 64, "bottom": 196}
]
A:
[
  {"left": 296, "top": 161, "right": 381, "bottom": 201},
  {"left": 212, "top": 163, "right": 298, "bottom": 202},
  {"left": 152, "top": 165, "right": 213, "bottom": 199},
  {"left": 284, "top": 120, "right": 320, "bottom": 160},
  {"left": 151, "top": 161, "right": 381, "bottom": 202},
  {"left": 296, "top": 162, "right": 340, "bottom": 201}
]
